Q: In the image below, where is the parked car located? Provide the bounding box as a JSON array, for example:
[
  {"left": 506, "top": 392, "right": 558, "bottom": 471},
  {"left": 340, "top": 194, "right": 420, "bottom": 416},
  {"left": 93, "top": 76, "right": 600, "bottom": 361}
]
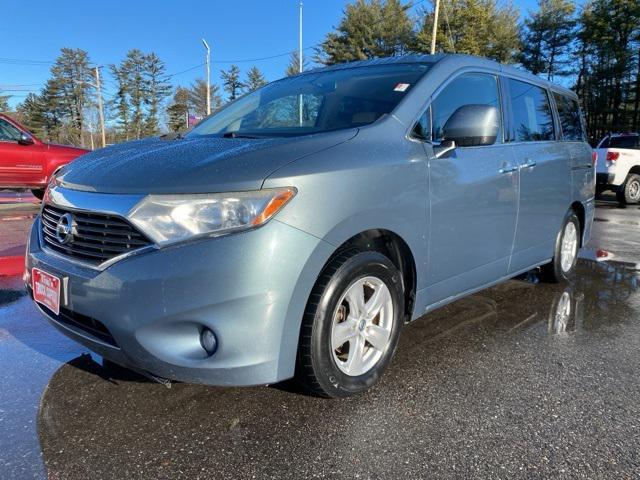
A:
[
  {"left": 595, "top": 132, "right": 640, "bottom": 204},
  {"left": 25, "top": 54, "right": 595, "bottom": 398},
  {"left": 0, "top": 113, "right": 89, "bottom": 199}
]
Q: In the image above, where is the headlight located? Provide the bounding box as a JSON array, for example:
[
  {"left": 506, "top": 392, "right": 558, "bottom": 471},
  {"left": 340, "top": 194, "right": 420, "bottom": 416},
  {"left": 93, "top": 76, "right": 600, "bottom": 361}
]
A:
[{"left": 128, "top": 187, "right": 296, "bottom": 246}]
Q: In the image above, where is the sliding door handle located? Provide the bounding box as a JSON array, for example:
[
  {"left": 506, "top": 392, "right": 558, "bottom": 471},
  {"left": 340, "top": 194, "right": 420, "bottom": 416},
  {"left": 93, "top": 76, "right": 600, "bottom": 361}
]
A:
[
  {"left": 499, "top": 165, "right": 518, "bottom": 174},
  {"left": 520, "top": 160, "right": 537, "bottom": 170}
]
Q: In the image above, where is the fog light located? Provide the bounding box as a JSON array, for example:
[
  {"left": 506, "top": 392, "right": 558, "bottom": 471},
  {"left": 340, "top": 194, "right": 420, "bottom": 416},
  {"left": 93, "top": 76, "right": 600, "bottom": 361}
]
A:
[{"left": 200, "top": 328, "right": 217, "bottom": 356}]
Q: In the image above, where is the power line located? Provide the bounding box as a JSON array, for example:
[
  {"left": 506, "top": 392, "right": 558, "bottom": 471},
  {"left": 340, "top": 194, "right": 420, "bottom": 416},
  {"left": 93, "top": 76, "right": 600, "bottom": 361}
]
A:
[{"left": 166, "top": 63, "right": 205, "bottom": 79}]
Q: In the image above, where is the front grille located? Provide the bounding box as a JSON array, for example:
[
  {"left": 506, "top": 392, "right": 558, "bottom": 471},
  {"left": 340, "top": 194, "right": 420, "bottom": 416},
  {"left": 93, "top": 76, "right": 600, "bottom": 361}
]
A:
[{"left": 41, "top": 204, "right": 151, "bottom": 265}]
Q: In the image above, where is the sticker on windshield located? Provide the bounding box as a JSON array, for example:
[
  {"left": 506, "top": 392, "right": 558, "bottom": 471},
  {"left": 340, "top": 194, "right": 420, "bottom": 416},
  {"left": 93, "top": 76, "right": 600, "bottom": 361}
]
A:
[{"left": 394, "top": 83, "right": 410, "bottom": 92}]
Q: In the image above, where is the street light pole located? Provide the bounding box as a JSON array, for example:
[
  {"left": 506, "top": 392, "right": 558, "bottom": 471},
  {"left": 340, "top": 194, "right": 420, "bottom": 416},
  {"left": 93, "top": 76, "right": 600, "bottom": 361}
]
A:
[
  {"left": 298, "top": 1, "right": 303, "bottom": 125},
  {"left": 94, "top": 67, "right": 106, "bottom": 148},
  {"left": 202, "top": 38, "right": 211, "bottom": 116},
  {"left": 299, "top": 1, "right": 303, "bottom": 74},
  {"left": 430, "top": 0, "right": 440, "bottom": 55}
]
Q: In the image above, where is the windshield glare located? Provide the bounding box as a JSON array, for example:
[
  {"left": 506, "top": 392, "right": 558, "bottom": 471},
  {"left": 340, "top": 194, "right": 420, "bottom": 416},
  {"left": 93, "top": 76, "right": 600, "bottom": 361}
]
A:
[{"left": 187, "top": 63, "right": 430, "bottom": 138}]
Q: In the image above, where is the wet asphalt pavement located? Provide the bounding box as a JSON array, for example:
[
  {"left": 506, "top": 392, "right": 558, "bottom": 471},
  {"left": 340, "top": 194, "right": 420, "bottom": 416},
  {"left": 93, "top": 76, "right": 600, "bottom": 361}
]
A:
[{"left": 1, "top": 193, "right": 639, "bottom": 479}]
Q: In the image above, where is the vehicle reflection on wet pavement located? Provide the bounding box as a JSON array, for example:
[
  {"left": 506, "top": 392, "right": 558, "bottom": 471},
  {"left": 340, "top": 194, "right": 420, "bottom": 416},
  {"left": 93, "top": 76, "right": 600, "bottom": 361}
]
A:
[{"left": 1, "top": 197, "right": 639, "bottom": 479}]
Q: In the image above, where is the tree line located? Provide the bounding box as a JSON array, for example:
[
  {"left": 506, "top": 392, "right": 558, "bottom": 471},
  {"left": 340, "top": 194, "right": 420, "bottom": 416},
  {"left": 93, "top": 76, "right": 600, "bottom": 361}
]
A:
[{"left": 3, "top": 0, "right": 640, "bottom": 146}]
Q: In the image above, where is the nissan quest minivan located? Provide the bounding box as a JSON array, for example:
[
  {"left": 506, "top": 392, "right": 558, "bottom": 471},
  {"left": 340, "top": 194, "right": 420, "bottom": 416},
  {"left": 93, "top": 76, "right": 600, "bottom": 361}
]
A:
[{"left": 26, "top": 54, "right": 595, "bottom": 398}]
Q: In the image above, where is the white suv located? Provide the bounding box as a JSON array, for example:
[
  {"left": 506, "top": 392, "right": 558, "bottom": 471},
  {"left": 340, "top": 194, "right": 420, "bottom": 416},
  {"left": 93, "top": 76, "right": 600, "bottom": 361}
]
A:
[{"left": 596, "top": 133, "right": 640, "bottom": 204}]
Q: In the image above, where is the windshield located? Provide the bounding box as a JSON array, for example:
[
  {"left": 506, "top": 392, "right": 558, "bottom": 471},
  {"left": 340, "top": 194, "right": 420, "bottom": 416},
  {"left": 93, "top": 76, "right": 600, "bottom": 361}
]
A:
[{"left": 187, "top": 63, "right": 430, "bottom": 138}]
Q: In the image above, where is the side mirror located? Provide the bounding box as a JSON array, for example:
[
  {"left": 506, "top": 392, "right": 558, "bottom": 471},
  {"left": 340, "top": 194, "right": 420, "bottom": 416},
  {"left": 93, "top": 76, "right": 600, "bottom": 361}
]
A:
[
  {"left": 442, "top": 104, "right": 499, "bottom": 147},
  {"left": 18, "top": 132, "right": 35, "bottom": 146}
]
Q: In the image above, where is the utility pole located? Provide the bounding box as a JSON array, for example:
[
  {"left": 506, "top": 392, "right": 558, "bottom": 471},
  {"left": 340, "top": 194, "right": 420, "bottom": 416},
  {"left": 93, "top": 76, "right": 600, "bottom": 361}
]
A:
[
  {"left": 202, "top": 38, "right": 211, "bottom": 115},
  {"left": 430, "top": 0, "right": 440, "bottom": 55},
  {"left": 94, "top": 66, "right": 106, "bottom": 148},
  {"left": 299, "top": 1, "right": 303, "bottom": 74},
  {"left": 298, "top": 1, "right": 303, "bottom": 125}
]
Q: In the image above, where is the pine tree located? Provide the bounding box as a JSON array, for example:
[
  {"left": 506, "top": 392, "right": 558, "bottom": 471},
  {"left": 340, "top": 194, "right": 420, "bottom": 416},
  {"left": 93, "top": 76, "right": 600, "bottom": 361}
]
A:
[
  {"left": 167, "top": 87, "right": 190, "bottom": 132},
  {"left": 122, "top": 49, "right": 147, "bottom": 139},
  {"left": 188, "top": 78, "right": 222, "bottom": 117},
  {"left": 414, "top": 0, "right": 521, "bottom": 63},
  {"left": 520, "top": 0, "right": 576, "bottom": 80},
  {"left": 221, "top": 65, "right": 244, "bottom": 101},
  {"left": 110, "top": 63, "right": 131, "bottom": 140},
  {"left": 316, "top": 0, "right": 414, "bottom": 65},
  {"left": 48, "top": 48, "right": 93, "bottom": 145},
  {"left": 285, "top": 51, "right": 309, "bottom": 76},
  {"left": 143, "top": 52, "right": 171, "bottom": 135},
  {"left": 245, "top": 66, "right": 267, "bottom": 92},
  {"left": 0, "top": 96, "right": 10, "bottom": 113},
  {"left": 573, "top": 0, "right": 640, "bottom": 139}
]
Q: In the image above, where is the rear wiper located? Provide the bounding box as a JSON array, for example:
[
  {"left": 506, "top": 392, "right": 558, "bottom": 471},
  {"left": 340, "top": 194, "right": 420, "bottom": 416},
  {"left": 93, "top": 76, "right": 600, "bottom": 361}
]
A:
[{"left": 221, "top": 132, "right": 264, "bottom": 139}]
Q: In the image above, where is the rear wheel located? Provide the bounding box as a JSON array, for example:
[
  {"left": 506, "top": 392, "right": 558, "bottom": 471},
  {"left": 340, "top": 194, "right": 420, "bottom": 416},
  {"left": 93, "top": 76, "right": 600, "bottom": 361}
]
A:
[
  {"left": 296, "top": 250, "right": 404, "bottom": 398},
  {"left": 616, "top": 173, "right": 640, "bottom": 205},
  {"left": 541, "top": 210, "right": 580, "bottom": 283},
  {"left": 31, "top": 189, "right": 45, "bottom": 200}
]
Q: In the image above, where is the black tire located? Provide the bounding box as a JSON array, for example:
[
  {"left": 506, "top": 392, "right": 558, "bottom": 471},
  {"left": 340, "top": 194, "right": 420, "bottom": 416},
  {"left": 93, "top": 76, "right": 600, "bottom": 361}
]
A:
[
  {"left": 31, "top": 189, "right": 45, "bottom": 200},
  {"left": 541, "top": 210, "right": 581, "bottom": 283},
  {"left": 296, "top": 250, "right": 404, "bottom": 398},
  {"left": 616, "top": 173, "right": 640, "bottom": 205}
]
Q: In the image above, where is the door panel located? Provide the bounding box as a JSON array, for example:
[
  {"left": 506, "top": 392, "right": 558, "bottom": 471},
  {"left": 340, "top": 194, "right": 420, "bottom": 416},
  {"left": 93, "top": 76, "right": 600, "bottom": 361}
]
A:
[
  {"left": 508, "top": 142, "right": 570, "bottom": 273},
  {"left": 504, "top": 79, "right": 570, "bottom": 273},
  {"left": 426, "top": 145, "right": 519, "bottom": 303}
]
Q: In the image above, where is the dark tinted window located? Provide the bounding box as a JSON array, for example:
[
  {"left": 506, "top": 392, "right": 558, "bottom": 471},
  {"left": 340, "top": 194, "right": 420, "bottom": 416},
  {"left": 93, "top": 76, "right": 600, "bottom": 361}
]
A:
[
  {"left": 412, "top": 107, "right": 431, "bottom": 141},
  {"left": 188, "top": 63, "right": 431, "bottom": 138},
  {"left": 508, "top": 79, "right": 554, "bottom": 142},
  {"left": 0, "top": 119, "right": 21, "bottom": 142},
  {"left": 603, "top": 136, "right": 640, "bottom": 149},
  {"left": 553, "top": 93, "right": 586, "bottom": 141},
  {"left": 431, "top": 73, "right": 501, "bottom": 143}
]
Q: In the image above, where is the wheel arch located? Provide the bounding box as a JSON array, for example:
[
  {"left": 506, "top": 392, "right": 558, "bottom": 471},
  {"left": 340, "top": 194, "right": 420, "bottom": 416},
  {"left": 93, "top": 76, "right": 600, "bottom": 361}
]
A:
[
  {"left": 570, "top": 201, "right": 586, "bottom": 247},
  {"left": 327, "top": 229, "right": 417, "bottom": 322}
]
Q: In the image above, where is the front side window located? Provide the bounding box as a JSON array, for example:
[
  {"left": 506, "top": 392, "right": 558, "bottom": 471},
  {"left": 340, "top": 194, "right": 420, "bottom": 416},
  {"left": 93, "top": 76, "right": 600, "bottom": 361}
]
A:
[
  {"left": 187, "top": 63, "right": 431, "bottom": 138},
  {"left": 508, "top": 79, "right": 554, "bottom": 142},
  {"left": 430, "top": 73, "right": 502, "bottom": 144},
  {"left": 553, "top": 93, "right": 586, "bottom": 142},
  {"left": 0, "top": 119, "right": 21, "bottom": 142}
]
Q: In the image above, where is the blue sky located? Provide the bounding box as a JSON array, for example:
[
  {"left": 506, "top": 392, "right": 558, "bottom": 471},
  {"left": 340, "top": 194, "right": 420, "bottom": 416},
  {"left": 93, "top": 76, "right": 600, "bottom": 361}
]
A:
[{"left": 1, "top": 0, "right": 549, "bottom": 109}]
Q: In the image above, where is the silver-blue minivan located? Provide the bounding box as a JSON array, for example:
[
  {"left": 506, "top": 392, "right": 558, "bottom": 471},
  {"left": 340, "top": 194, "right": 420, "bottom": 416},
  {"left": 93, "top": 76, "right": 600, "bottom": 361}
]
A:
[{"left": 26, "top": 54, "right": 595, "bottom": 397}]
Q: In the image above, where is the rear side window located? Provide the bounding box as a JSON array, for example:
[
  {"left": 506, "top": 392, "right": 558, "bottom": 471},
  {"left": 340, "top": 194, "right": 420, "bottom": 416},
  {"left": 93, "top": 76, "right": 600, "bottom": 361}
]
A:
[
  {"left": 507, "top": 79, "right": 554, "bottom": 142},
  {"left": 606, "top": 136, "right": 640, "bottom": 149},
  {"left": 430, "top": 73, "right": 502, "bottom": 143},
  {"left": 553, "top": 93, "right": 586, "bottom": 142}
]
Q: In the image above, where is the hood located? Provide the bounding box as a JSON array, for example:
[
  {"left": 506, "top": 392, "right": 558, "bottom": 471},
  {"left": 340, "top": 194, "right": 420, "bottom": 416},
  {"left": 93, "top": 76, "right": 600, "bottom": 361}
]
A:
[
  {"left": 58, "top": 130, "right": 357, "bottom": 194},
  {"left": 46, "top": 143, "right": 91, "bottom": 155}
]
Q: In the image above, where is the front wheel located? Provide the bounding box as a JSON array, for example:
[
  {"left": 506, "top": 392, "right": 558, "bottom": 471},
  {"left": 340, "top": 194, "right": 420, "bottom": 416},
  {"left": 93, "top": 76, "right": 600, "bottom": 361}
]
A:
[
  {"left": 296, "top": 250, "right": 404, "bottom": 398},
  {"left": 616, "top": 173, "right": 640, "bottom": 205},
  {"left": 541, "top": 210, "right": 580, "bottom": 283}
]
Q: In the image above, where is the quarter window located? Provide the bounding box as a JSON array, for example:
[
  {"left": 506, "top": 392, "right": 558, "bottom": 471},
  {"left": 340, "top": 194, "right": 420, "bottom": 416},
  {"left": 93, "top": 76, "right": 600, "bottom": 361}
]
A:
[
  {"left": 553, "top": 93, "right": 586, "bottom": 142},
  {"left": 507, "top": 79, "right": 554, "bottom": 142},
  {"left": 430, "top": 73, "right": 502, "bottom": 144}
]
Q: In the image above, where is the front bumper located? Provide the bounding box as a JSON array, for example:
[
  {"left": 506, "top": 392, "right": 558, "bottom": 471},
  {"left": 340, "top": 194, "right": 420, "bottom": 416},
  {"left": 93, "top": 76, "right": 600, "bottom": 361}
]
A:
[{"left": 26, "top": 215, "right": 333, "bottom": 386}]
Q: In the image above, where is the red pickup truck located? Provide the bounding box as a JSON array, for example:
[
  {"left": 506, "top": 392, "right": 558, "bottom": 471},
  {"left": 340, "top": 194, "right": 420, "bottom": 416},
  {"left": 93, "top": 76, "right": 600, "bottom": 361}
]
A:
[{"left": 0, "top": 113, "right": 89, "bottom": 199}]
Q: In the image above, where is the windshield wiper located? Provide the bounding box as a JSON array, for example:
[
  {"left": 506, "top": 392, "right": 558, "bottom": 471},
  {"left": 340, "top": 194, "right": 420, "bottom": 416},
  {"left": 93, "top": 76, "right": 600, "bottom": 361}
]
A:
[{"left": 221, "top": 132, "right": 264, "bottom": 139}]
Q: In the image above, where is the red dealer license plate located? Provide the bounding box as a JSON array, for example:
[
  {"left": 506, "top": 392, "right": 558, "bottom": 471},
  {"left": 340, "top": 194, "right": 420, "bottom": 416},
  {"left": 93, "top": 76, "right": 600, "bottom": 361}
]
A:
[{"left": 32, "top": 268, "right": 61, "bottom": 315}]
